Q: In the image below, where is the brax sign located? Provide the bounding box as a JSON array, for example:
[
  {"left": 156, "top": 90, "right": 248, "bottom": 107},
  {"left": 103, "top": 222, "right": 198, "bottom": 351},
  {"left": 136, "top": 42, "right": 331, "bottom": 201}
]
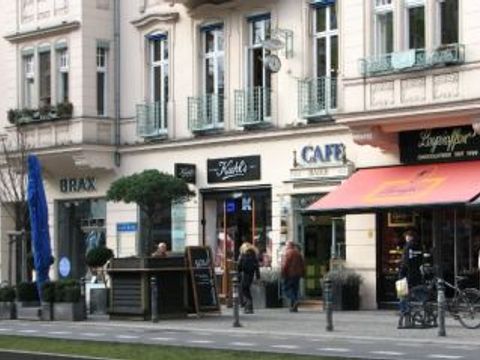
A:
[
  {"left": 207, "top": 156, "right": 261, "bottom": 183},
  {"left": 60, "top": 177, "right": 97, "bottom": 193}
]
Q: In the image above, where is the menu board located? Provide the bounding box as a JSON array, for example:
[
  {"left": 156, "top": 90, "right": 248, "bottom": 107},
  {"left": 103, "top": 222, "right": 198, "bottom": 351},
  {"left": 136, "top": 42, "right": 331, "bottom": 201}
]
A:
[{"left": 186, "top": 246, "right": 220, "bottom": 314}]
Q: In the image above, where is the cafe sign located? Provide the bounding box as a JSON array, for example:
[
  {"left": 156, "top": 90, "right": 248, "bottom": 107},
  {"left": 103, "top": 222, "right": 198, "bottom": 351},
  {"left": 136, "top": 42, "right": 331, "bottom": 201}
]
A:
[
  {"left": 175, "top": 163, "right": 196, "bottom": 184},
  {"left": 207, "top": 155, "right": 261, "bottom": 183},
  {"left": 400, "top": 126, "right": 480, "bottom": 164},
  {"left": 60, "top": 177, "right": 96, "bottom": 193},
  {"left": 299, "top": 143, "right": 344, "bottom": 166}
]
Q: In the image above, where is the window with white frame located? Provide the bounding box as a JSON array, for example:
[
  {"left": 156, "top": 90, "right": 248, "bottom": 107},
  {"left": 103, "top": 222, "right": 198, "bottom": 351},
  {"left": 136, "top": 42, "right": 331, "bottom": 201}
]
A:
[
  {"left": 439, "top": 0, "right": 458, "bottom": 45},
  {"left": 374, "top": 0, "right": 393, "bottom": 54},
  {"left": 96, "top": 45, "right": 107, "bottom": 116},
  {"left": 406, "top": 0, "right": 425, "bottom": 49},
  {"left": 202, "top": 24, "right": 224, "bottom": 123},
  {"left": 39, "top": 50, "right": 51, "bottom": 106},
  {"left": 23, "top": 54, "right": 35, "bottom": 108},
  {"left": 247, "top": 14, "right": 271, "bottom": 90},
  {"left": 57, "top": 48, "right": 69, "bottom": 103},
  {"left": 313, "top": 3, "right": 338, "bottom": 78},
  {"left": 149, "top": 34, "right": 169, "bottom": 114}
]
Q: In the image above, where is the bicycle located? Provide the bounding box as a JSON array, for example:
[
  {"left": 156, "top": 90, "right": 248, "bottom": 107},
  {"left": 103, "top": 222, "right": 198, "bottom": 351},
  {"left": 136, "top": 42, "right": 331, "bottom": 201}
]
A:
[{"left": 408, "top": 269, "right": 480, "bottom": 329}]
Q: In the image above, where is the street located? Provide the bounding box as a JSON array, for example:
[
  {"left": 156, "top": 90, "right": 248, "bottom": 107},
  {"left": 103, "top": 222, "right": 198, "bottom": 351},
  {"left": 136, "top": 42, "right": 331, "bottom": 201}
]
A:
[
  {"left": 0, "top": 350, "right": 111, "bottom": 360},
  {"left": 1, "top": 308, "right": 480, "bottom": 360}
]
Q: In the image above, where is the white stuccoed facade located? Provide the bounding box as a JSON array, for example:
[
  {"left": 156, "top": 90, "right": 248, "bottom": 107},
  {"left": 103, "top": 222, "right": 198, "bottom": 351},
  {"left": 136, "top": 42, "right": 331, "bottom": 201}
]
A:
[{"left": 1, "top": 0, "right": 477, "bottom": 309}]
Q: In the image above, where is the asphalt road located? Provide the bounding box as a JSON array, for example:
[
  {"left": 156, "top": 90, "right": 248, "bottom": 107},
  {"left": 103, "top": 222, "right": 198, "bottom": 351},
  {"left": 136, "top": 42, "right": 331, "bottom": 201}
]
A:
[{"left": 0, "top": 321, "right": 479, "bottom": 360}]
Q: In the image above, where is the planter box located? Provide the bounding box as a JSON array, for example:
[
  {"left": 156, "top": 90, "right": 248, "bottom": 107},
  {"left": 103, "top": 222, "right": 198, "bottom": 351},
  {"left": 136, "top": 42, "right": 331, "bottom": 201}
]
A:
[
  {"left": 252, "top": 282, "right": 283, "bottom": 309},
  {"left": 16, "top": 301, "right": 41, "bottom": 320},
  {"left": 54, "top": 302, "right": 85, "bottom": 321},
  {"left": 332, "top": 284, "right": 360, "bottom": 311},
  {"left": 90, "top": 288, "right": 109, "bottom": 314},
  {"left": 0, "top": 302, "right": 16, "bottom": 319},
  {"left": 41, "top": 303, "right": 54, "bottom": 321}
]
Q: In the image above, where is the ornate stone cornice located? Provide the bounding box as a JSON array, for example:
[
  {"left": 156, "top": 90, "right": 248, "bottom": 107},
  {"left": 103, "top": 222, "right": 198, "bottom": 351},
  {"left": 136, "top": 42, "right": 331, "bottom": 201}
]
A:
[
  {"left": 4, "top": 21, "right": 81, "bottom": 43},
  {"left": 131, "top": 12, "right": 179, "bottom": 29}
]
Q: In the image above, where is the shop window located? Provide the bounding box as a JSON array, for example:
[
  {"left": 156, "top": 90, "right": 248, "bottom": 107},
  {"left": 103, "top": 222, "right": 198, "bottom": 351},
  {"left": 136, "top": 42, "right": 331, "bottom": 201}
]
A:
[
  {"left": 439, "top": 0, "right": 458, "bottom": 45},
  {"left": 140, "top": 202, "right": 172, "bottom": 255}
]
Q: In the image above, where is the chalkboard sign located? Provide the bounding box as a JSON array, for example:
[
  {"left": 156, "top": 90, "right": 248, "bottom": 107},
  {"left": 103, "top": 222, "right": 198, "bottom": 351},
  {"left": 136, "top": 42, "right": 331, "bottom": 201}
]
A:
[{"left": 186, "top": 246, "right": 220, "bottom": 314}]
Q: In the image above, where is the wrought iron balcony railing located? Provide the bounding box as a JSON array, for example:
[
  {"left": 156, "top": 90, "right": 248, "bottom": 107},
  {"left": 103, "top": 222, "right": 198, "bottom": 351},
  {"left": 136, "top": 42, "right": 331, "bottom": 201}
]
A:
[
  {"left": 359, "top": 44, "right": 465, "bottom": 76},
  {"left": 166, "top": 0, "right": 233, "bottom": 9},
  {"left": 298, "top": 77, "right": 337, "bottom": 119},
  {"left": 188, "top": 94, "right": 224, "bottom": 133},
  {"left": 234, "top": 87, "right": 272, "bottom": 127},
  {"left": 136, "top": 101, "right": 168, "bottom": 138}
]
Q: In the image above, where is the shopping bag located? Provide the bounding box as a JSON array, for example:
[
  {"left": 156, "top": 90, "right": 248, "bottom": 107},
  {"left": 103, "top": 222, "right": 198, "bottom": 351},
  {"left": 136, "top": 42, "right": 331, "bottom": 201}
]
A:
[{"left": 395, "top": 277, "right": 409, "bottom": 298}]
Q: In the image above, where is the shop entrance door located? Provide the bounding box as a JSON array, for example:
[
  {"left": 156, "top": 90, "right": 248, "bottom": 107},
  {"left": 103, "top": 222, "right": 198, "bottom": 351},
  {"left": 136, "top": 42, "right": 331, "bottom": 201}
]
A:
[{"left": 304, "top": 222, "right": 331, "bottom": 298}]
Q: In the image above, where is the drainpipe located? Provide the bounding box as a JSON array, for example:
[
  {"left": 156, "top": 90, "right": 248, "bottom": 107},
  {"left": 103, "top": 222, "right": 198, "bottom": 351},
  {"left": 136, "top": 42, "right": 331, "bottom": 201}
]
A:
[{"left": 113, "top": 0, "right": 121, "bottom": 166}]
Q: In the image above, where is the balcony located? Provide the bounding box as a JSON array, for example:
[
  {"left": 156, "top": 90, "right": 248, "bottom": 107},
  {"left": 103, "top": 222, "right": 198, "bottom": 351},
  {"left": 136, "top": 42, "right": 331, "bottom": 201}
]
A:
[
  {"left": 298, "top": 77, "right": 337, "bottom": 120},
  {"left": 136, "top": 101, "right": 168, "bottom": 139},
  {"left": 360, "top": 44, "right": 465, "bottom": 77},
  {"left": 234, "top": 87, "right": 272, "bottom": 128},
  {"left": 188, "top": 94, "right": 224, "bottom": 133}
]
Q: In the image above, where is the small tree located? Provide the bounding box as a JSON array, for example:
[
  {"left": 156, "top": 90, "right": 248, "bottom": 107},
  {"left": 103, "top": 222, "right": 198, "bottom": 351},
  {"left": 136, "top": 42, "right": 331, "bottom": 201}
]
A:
[{"left": 106, "top": 170, "right": 194, "bottom": 256}]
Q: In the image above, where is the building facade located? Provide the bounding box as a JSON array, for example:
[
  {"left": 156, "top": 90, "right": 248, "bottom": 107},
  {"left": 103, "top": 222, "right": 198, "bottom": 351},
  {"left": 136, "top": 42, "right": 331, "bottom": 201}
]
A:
[{"left": 1, "top": 0, "right": 476, "bottom": 309}]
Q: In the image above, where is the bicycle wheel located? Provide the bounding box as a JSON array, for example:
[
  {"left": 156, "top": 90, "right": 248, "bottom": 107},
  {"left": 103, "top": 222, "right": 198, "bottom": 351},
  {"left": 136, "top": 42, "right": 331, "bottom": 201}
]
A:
[{"left": 455, "top": 289, "right": 480, "bottom": 329}]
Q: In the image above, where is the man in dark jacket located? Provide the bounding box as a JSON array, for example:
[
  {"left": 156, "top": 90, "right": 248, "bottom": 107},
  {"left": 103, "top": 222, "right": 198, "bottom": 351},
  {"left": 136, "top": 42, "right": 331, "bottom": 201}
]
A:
[
  {"left": 237, "top": 244, "right": 260, "bottom": 314},
  {"left": 281, "top": 241, "right": 305, "bottom": 312}
]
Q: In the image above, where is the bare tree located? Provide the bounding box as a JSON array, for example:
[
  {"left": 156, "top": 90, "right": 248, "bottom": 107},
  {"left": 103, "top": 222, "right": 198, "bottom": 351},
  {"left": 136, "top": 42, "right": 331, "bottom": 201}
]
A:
[{"left": 0, "top": 127, "right": 30, "bottom": 283}]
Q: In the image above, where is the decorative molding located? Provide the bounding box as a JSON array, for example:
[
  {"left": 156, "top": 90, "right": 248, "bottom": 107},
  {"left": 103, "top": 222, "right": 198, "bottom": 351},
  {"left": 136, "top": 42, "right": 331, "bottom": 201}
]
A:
[
  {"left": 131, "top": 12, "right": 179, "bottom": 29},
  {"left": 401, "top": 77, "right": 426, "bottom": 104},
  {"left": 4, "top": 21, "right": 80, "bottom": 43},
  {"left": 352, "top": 126, "right": 398, "bottom": 152},
  {"left": 370, "top": 81, "right": 395, "bottom": 108},
  {"left": 433, "top": 72, "right": 459, "bottom": 100}
]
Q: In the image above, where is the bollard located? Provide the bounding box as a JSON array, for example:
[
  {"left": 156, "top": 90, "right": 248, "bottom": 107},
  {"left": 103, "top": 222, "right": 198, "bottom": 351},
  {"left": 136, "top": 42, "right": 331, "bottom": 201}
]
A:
[
  {"left": 232, "top": 271, "right": 242, "bottom": 328},
  {"left": 150, "top": 276, "right": 159, "bottom": 323},
  {"left": 437, "top": 278, "right": 446, "bottom": 337},
  {"left": 324, "top": 277, "right": 334, "bottom": 332},
  {"left": 80, "top": 277, "right": 87, "bottom": 320}
]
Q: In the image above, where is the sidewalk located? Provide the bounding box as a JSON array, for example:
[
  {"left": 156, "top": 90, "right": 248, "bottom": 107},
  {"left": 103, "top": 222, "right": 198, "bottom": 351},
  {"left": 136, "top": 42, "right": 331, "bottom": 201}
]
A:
[{"left": 80, "top": 307, "right": 480, "bottom": 346}]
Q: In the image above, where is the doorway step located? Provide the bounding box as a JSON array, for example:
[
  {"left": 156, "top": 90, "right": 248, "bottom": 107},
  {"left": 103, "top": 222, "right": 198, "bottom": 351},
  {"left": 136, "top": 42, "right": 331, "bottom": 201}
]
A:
[{"left": 298, "top": 299, "right": 324, "bottom": 310}]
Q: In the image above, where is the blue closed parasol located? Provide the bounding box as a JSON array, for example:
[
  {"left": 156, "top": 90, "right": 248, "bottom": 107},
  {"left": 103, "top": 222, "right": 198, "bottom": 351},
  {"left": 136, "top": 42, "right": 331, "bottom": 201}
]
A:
[{"left": 27, "top": 155, "right": 52, "bottom": 299}]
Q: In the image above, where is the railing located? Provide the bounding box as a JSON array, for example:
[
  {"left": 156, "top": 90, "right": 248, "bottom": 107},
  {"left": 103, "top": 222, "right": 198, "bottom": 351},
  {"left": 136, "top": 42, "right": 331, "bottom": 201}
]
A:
[
  {"left": 234, "top": 87, "right": 272, "bottom": 127},
  {"left": 164, "top": 0, "right": 233, "bottom": 8},
  {"left": 298, "top": 77, "right": 337, "bottom": 119},
  {"left": 359, "top": 44, "right": 465, "bottom": 76},
  {"left": 136, "top": 101, "right": 168, "bottom": 138},
  {"left": 188, "top": 94, "right": 224, "bottom": 132}
]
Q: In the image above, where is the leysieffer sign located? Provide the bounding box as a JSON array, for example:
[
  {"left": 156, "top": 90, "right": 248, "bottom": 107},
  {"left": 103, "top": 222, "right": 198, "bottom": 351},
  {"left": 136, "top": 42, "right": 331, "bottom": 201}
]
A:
[
  {"left": 400, "top": 126, "right": 480, "bottom": 164},
  {"left": 207, "top": 156, "right": 261, "bottom": 183}
]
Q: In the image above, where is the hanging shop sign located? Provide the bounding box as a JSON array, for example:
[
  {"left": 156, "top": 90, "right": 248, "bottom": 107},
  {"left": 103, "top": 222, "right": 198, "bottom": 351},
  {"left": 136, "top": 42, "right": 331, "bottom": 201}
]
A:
[
  {"left": 207, "top": 155, "right": 261, "bottom": 183},
  {"left": 175, "top": 163, "right": 196, "bottom": 184},
  {"left": 60, "top": 177, "right": 96, "bottom": 193},
  {"left": 298, "top": 143, "right": 345, "bottom": 166},
  {"left": 400, "top": 126, "right": 480, "bottom": 164},
  {"left": 58, "top": 257, "right": 71, "bottom": 278}
]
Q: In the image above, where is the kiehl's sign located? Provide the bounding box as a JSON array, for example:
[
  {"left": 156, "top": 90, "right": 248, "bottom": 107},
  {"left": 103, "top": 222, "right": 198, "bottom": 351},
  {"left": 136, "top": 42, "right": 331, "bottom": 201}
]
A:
[
  {"left": 60, "top": 177, "right": 97, "bottom": 193},
  {"left": 207, "top": 155, "right": 261, "bottom": 183},
  {"left": 400, "top": 126, "right": 480, "bottom": 164}
]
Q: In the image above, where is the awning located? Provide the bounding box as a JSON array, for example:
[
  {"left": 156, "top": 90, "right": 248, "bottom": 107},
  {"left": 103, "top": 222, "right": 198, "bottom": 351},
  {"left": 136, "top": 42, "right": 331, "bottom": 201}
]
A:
[{"left": 307, "top": 161, "right": 480, "bottom": 213}]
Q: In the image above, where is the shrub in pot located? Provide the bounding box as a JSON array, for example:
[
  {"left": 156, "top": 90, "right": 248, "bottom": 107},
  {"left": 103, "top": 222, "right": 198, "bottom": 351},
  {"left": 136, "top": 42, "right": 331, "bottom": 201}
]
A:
[
  {"left": 324, "top": 269, "right": 362, "bottom": 311},
  {"left": 16, "top": 282, "right": 41, "bottom": 320},
  {"left": 56, "top": 102, "right": 73, "bottom": 119},
  {"left": 0, "top": 285, "right": 16, "bottom": 319},
  {"left": 260, "top": 267, "right": 283, "bottom": 308},
  {"left": 53, "top": 279, "right": 84, "bottom": 321}
]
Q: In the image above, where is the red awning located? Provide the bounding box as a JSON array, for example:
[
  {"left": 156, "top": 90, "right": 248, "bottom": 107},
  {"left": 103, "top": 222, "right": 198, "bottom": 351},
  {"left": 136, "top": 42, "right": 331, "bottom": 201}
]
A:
[{"left": 307, "top": 161, "right": 480, "bottom": 213}]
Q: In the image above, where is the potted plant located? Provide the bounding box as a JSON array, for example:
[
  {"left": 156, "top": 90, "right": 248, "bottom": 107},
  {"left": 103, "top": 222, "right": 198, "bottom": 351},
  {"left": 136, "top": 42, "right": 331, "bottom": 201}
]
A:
[
  {"left": 324, "top": 268, "right": 362, "bottom": 311},
  {"left": 0, "top": 285, "right": 16, "bottom": 319},
  {"left": 261, "top": 267, "right": 283, "bottom": 308},
  {"left": 40, "top": 281, "right": 55, "bottom": 321},
  {"left": 16, "top": 282, "right": 41, "bottom": 320},
  {"left": 86, "top": 247, "right": 114, "bottom": 314},
  {"left": 56, "top": 102, "right": 73, "bottom": 119},
  {"left": 53, "top": 279, "right": 85, "bottom": 321}
]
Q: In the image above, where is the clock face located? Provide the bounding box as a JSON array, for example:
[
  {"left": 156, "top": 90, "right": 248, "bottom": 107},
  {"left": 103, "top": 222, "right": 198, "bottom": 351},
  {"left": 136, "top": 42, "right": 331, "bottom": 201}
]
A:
[{"left": 265, "top": 54, "right": 281, "bottom": 73}]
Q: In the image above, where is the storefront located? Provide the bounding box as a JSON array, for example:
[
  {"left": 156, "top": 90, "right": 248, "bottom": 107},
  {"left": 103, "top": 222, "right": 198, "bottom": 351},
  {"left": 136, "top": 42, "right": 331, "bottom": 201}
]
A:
[{"left": 307, "top": 125, "right": 480, "bottom": 307}]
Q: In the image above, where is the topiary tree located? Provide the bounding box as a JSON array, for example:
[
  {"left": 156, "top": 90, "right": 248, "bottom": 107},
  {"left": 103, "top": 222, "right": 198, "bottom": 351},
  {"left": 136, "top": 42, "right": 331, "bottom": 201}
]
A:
[{"left": 106, "top": 170, "right": 194, "bottom": 256}]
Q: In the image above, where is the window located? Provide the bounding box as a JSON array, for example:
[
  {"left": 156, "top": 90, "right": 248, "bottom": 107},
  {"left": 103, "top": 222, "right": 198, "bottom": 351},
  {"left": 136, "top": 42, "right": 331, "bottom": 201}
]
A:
[
  {"left": 149, "top": 33, "right": 169, "bottom": 127},
  {"left": 202, "top": 25, "right": 224, "bottom": 123},
  {"left": 439, "top": 0, "right": 458, "bottom": 45},
  {"left": 313, "top": 4, "right": 338, "bottom": 77},
  {"left": 57, "top": 48, "right": 69, "bottom": 103},
  {"left": 406, "top": 1, "right": 425, "bottom": 49},
  {"left": 96, "top": 46, "right": 107, "bottom": 116},
  {"left": 39, "top": 50, "right": 51, "bottom": 107},
  {"left": 374, "top": 0, "right": 393, "bottom": 54},
  {"left": 248, "top": 15, "right": 271, "bottom": 89},
  {"left": 23, "top": 54, "right": 35, "bottom": 108}
]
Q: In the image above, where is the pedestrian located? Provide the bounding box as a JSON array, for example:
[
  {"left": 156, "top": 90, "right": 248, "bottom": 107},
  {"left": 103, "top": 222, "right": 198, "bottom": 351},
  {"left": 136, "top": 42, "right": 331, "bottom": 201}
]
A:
[
  {"left": 397, "top": 229, "right": 423, "bottom": 328},
  {"left": 151, "top": 242, "right": 168, "bottom": 258},
  {"left": 281, "top": 241, "right": 305, "bottom": 312},
  {"left": 237, "top": 242, "right": 260, "bottom": 314}
]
